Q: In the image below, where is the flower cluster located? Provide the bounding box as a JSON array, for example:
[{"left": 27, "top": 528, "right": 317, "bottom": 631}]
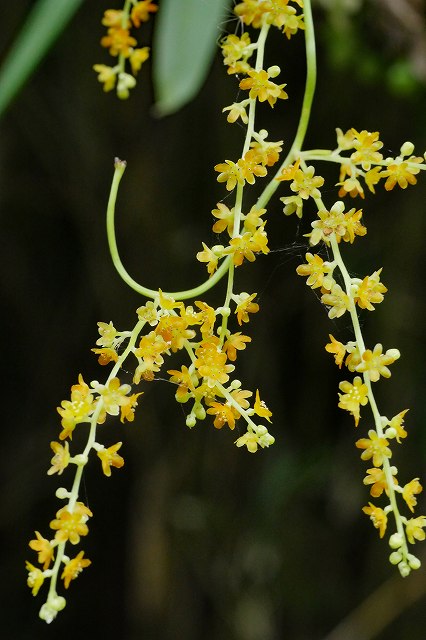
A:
[
  {"left": 93, "top": 1, "right": 157, "bottom": 99},
  {"left": 28, "top": 0, "right": 426, "bottom": 624},
  {"left": 294, "top": 159, "right": 425, "bottom": 575}
]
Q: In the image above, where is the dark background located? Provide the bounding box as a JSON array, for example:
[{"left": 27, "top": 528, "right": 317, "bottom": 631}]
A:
[{"left": 1, "top": 1, "right": 426, "bottom": 638}]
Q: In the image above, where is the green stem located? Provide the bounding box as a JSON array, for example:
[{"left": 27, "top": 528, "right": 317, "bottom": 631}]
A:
[
  {"left": 256, "top": 0, "right": 316, "bottom": 210},
  {"left": 106, "top": 159, "right": 231, "bottom": 300}
]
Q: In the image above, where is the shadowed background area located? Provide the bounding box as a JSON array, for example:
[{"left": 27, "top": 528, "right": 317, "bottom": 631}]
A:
[{"left": 1, "top": 1, "right": 426, "bottom": 638}]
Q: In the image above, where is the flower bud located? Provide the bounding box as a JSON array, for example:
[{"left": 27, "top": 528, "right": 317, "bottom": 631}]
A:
[
  {"left": 389, "top": 551, "right": 402, "bottom": 565},
  {"left": 389, "top": 532, "right": 403, "bottom": 549},
  {"left": 400, "top": 141, "right": 414, "bottom": 157},
  {"left": 267, "top": 65, "right": 281, "bottom": 78}
]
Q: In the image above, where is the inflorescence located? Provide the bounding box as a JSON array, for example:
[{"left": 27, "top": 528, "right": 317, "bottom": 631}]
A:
[{"left": 26, "top": 0, "right": 426, "bottom": 622}]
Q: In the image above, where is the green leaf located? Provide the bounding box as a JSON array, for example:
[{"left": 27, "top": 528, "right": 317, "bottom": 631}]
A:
[
  {"left": 152, "top": 0, "right": 231, "bottom": 116},
  {"left": 0, "top": 0, "right": 84, "bottom": 119}
]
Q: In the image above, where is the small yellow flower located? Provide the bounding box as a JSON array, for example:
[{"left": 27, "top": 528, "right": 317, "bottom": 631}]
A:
[
  {"left": 253, "top": 389, "right": 272, "bottom": 422},
  {"left": 233, "top": 292, "right": 260, "bottom": 326},
  {"left": 405, "top": 516, "right": 426, "bottom": 544},
  {"left": 61, "top": 550, "right": 91, "bottom": 589},
  {"left": 211, "top": 203, "right": 235, "bottom": 235},
  {"left": 120, "top": 392, "right": 144, "bottom": 423},
  {"left": 91, "top": 347, "right": 119, "bottom": 365},
  {"left": 130, "top": 47, "right": 150, "bottom": 74},
  {"left": 353, "top": 269, "right": 387, "bottom": 311},
  {"left": 222, "top": 102, "right": 249, "bottom": 124},
  {"left": 101, "top": 27, "right": 137, "bottom": 58},
  {"left": 25, "top": 561, "right": 45, "bottom": 596},
  {"left": 356, "top": 429, "right": 392, "bottom": 467},
  {"left": 381, "top": 156, "right": 423, "bottom": 191},
  {"left": 355, "top": 343, "right": 400, "bottom": 382},
  {"left": 403, "top": 479, "right": 423, "bottom": 513},
  {"left": 363, "top": 467, "right": 397, "bottom": 498},
  {"left": 239, "top": 69, "right": 288, "bottom": 107},
  {"left": 93, "top": 64, "right": 117, "bottom": 92},
  {"left": 338, "top": 376, "right": 369, "bottom": 426},
  {"left": 321, "top": 283, "right": 350, "bottom": 319},
  {"left": 290, "top": 165, "right": 324, "bottom": 200},
  {"left": 214, "top": 160, "right": 245, "bottom": 191},
  {"left": 131, "top": 1, "right": 158, "bottom": 27},
  {"left": 47, "top": 441, "right": 70, "bottom": 476},
  {"left": 207, "top": 402, "right": 236, "bottom": 430},
  {"left": 387, "top": 409, "right": 409, "bottom": 443},
  {"left": 296, "top": 253, "right": 334, "bottom": 290},
  {"left": 50, "top": 503, "right": 92, "bottom": 545},
  {"left": 223, "top": 332, "right": 251, "bottom": 362},
  {"left": 362, "top": 502, "right": 388, "bottom": 538},
  {"left": 325, "top": 335, "right": 346, "bottom": 368},
  {"left": 29, "top": 532, "right": 55, "bottom": 570},
  {"left": 97, "top": 442, "right": 125, "bottom": 477},
  {"left": 350, "top": 129, "right": 383, "bottom": 171}
]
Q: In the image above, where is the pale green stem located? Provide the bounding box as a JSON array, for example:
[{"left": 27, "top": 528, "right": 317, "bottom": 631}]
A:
[
  {"left": 106, "top": 159, "right": 231, "bottom": 299},
  {"left": 329, "top": 234, "right": 409, "bottom": 560},
  {"left": 45, "top": 317, "right": 146, "bottom": 604},
  {"left": 256, "top": 0, "right": 316, "bottom": 210}
]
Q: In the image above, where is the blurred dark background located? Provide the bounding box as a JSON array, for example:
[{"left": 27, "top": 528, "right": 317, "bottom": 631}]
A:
[{"left": 1, "top": 1, "right": 426, "bottom": 638}]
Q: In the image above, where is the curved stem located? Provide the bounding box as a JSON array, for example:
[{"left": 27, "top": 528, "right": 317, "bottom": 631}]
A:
[{"left": 106, "top": 159, "right": 231, "bottom": 300}]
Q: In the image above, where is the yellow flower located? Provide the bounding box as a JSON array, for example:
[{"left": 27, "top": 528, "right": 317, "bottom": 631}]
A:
[
  {"left": 234, "top": 0, "right": 271, "bottom": 29},
  {"left": 195, "top": 338, "right": 234, "bottom": 388},
  {"left": 338, "top": 376, "right": 369, "bottom": 426},
  {"left": 57, "top": 374, "right": 95, "bottom": 440},
  {"left": 223, "top": 332, "right": 251, "bottom": 362},
  {"left": 93, "top": 377, "right": 132, "bottom": 419},
  {"left": 97, "top": 442, "right": 125, "bottom": 477},
  {"left": 290, "top": 165, "right": 324, "bottom": 200},
  {"left": 196, "top": 243, "right": 219, "bottom": 275},
  {"left": 211, "top": 203, "right": 235, "bottom": 235},
  {"left": 253, "top": 389, "right": 272, "bottom": 422},
  {"left": 61, "top": 550, "right": 91, "bottom": 589},
  {"left": 321, "top": 283, "right": 350, "bottom": 319},
  {"left": 50, "top": 503, "right": 92, "bottom": 545},
  {"left": 308, "top": 201, "right": 346, "bottom": 246},
  {"left": 403, "top": 479, "right": 423, "bottom": 513},
  {"left": 214, "top": 160, "right": 245, "bottom": 191},
  {"left": 207, "top": 402, "right": 237, "bottom": 430},
  {"left": 222, "top": 102, "right": 249, "bottom": 124},
  {"left": 405, "top": 516, "right": 426, "bottom": 544},
  {"left": 120, "top": 392, "right": 144, "bottom": 423},
  {"left": 387, "top": 409, "right": 409, "bottom": 443},
  {"left": 130, "top": 47, "right": 150, "bottom": 74},
  {"left": 25, "top": 561, "right": 45, "bottom": 596},
  {"left": 238, "top": 150, "right": 267, "bottom": 184},
  {"left": 96, "top": 321, "right": 118, "bottom": 347},
  {"left": 325, "top": 335, "right": 346, "bottom": 368},
  {"left": 101, "top": 27, "right": 137, "bottom": 58},
  {"left": 362, "top": 502, "right": 388, "bottom": 538},
  {"left": 168, "top": 365, "right": 198, "bottom": 402},
  {"left": 342, "top": 207, "right": 367, "bottom": 243},
  {"left": 91, "top": 347, "right": 119, "bottom": 365},
  {"left": 233, "top": 292, "right": 259, "bottom": 326},
  {"left": 102, "top": 9, "right": 128, "bottom": 28},
  {"left": 381, "top": 156, "right": 423, "bottom": 191},
  {"left": 242, "top": 206, "right": 267, "bottom": 232},
  {"left": 363, "top": 467, "right": 397, "bottom": 498},
  {"left": 296, "top": 253, "right": 334, "bottom": 289},
  {"left": 29, "top": 532, "right": 55, "bottom": 570},
  {"left": 220, "top": 32, "right": 253, "bottom": 73},
  {"left": 239, "top": 69, "right": 288, "bottom": 107},
  {"left": 353, "top": 269, "right": 387, "bottom": 311},
  {"left": 93, "top": 64, "right": 117, "bottom": 92},
  {"left": 356, "top": 429, "right": 392, "bottom": 467},
  {"left": 355, "top": 343, "right": 400, "bottom": 382},
  {"left": 47, "top": 441, "right": 70, "bottom": 476},
  {"left": 131, "top": 1, "right": 158, "bottom": 27},
  {"left": 350, "top": 129, "right": 383, "bottom": 171},
  {"left": 235, "top": 430, "right": 260, "bottom": 453},
  {"left": 250, "top": 138, "right": 283, "bottom": 167}
]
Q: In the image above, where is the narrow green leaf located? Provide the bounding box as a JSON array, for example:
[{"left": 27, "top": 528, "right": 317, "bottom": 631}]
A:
[
  {"left": 152, "top": 0, "right": 231, "bottom": 116},
  {"left": 0, "top": 0, "right": 84, "bottom": 119}
]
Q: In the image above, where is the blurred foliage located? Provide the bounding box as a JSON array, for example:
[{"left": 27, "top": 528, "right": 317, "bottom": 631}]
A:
[{"left": 1, "top": 1, "right": 426, "bottom": 639}]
